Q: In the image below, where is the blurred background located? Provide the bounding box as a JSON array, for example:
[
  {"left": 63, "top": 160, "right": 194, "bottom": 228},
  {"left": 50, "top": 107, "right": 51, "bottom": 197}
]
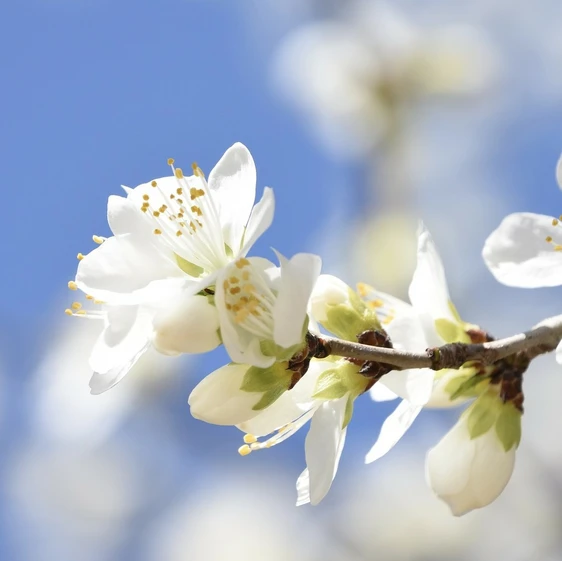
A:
[{"left": 2, "top": 0, "right": 562, "bottom": 559}]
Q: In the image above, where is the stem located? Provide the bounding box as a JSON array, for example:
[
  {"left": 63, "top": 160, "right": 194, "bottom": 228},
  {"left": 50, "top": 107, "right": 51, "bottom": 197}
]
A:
[{"left": 318, "top": 314, "right": 562, "bottom": 370}]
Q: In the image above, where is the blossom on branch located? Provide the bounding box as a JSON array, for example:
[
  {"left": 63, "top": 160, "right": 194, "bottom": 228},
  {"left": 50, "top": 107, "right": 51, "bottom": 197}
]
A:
[{"left": 65, "top": 143, "right": 274, "bottom": 393}]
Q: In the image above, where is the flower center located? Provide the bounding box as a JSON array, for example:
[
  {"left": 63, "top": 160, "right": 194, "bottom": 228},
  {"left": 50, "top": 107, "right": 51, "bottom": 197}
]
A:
[
  {"left": 545, "top": 216, "right": 562, "bottom": 252},
  {"left": 223, "top": 258, "right": 276, "bottom": 339},
  {"left": 138, "top": 160, "right": 228, "bottom": 274}
]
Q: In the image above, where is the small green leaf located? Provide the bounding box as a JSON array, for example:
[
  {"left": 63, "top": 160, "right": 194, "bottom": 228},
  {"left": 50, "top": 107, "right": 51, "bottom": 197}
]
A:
[
  {"left": 240, "top": 364, "right": 291, "bottom": 393},
  {"left": 313, "top": 368, "right": 348, "bottom": 399},
  {"left": 252, "top": 386, "right": 287, "bottom": 411},
  {"left": 495, "top": 403, "right": 522, "bottom": 452},
  {"left": 466, "top": 392, "right": 500, "bottom": 439},
  {"left": 435, "top": 318, "right": 471, "bottom": 344},
  {"left": 260, "top": 339, "right": 304, "bottom": 361},
  {"left": 448, "top": 373, "right": 487, "bottom": 401},
  {"left": 342, "top": 395, "right": 354, "bottom": 429},
  {"left": 175, "top": 254, "right": 205, "bottom": 278}
]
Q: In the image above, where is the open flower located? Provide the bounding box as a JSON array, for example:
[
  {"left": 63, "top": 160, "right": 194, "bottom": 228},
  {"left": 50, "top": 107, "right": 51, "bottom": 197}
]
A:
[
  {"left": 483, "top": 155, "right": 562, "bottom": 362},
  {"left": 362, "top": 225, "right": 485, "bottom": 464},
  {"left": 426, "top": 388, "right": 521, "bottom": 516},
  {"left": 188, "top": 250, "right": 321, "bottom": 421},
  {"left": 66, "top": 143, "right": 275, "bottom": 393}
]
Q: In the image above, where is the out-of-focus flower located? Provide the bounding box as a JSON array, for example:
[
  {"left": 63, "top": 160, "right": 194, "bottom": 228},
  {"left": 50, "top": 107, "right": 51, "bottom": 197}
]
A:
[
  {"left": 65, "top": 143, "right": 274, "bottom": 393},
  {"left": 274, "top": 0, "right": 495, "bottom": 158},
  {"left": 31, "top": 314, "right": 185, "bottom": 446},
  {"left": 426, "top": 387, "right": 521, "bottom": 516}
]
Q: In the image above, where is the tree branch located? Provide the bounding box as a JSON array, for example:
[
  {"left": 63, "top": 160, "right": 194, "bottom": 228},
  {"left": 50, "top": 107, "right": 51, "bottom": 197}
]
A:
[{"left": 318, "top": 314, "right": 562, "bottom": 370}]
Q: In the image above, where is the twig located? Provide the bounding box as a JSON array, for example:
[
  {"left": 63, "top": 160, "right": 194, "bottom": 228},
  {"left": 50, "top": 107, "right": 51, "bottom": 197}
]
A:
[{"left": 318, "top": 314, "right": 562, "bottom": 370}]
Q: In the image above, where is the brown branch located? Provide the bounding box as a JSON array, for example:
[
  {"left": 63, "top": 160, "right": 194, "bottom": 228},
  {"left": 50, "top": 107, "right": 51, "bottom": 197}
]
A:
[{"left": 317, "top": 315, "right": 562, "bottom": 370}]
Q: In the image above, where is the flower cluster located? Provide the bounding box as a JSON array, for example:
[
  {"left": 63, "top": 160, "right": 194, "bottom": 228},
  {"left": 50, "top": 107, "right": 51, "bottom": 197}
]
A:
[{"left": 67, "top": 142, "right": 562, "bottom": 517}]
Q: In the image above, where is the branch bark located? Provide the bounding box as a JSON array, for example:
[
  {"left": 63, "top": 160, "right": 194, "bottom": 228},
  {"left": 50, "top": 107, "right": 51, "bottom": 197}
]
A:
[{"left": 318, "top": 314, "right": 562, "bottom": 370}]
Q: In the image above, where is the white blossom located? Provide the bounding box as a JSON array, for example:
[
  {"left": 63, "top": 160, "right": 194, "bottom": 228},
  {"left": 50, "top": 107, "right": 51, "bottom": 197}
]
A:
[{"left": 66, "top": 143, "right": 274, "bottom": 393}]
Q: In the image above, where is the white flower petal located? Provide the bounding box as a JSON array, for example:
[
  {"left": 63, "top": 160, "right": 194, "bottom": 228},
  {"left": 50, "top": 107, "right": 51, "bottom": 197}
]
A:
[
  {"left": 424, "top": 369, "right": 472, "bottom": 408},
  {"left": 483, "top": 212, "right": 562, "bottom": 287},
  {"left": 304, "top": 397, "right": 347, "bottom": 505},
  {"left": 365, "top": 400, "right": 422, "bottom": 464},
  {"left": 296, "top": 469, "right": 311, "bottom": 507},
  {"left": 426, "top": 416, "right": 516, "bottom": 516},
  {"left": 88, "top": 305, "right": 153, "bottom": 394},
  {"left": 369, "top": 383, "right": 398, "bottom": 402},
  {"left": 240, "top": 187, "right": 275, "bottom": 256},
  {"left": 188, "top": 364, "right": 262, "bottom": 426},
  {"left": 409, "top": 224, "right": 454, "bottom": 322},
  {"left": 152, "top": 293, "right": 220, "bottom": 355},
  {"left": 107, "top": 195, "right": 152, "bottom": 237},
  {"left": 382, "top": 307, "right": 428, "bottom": 352},
  {"left": 89, "top": 305, "right": 152, "bottom": 374},
  {"left": 208, "top": 143, "right": 257, "bottom": 252},
  {"left": 76, "top": 234, "right": 182, "bottom": 304},
  {"left": 379, "top": 369, "right": 434, "bottom": 405},
  {"left": 273, "top": 252, "right": 322, "bottom": 349}
]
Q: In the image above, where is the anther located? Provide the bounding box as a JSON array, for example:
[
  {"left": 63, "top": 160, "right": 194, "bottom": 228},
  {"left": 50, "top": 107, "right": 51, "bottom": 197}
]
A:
[
  {"left": 154, "top": 229, "right": 162, "bottom": 235},
  {"left": 243, "top": 434, "right": 257, "bottom": 444},
  {"left": 191, "top": 162, "right": 205, "bottom": 178},
  {"left": 92, "top": 235, "right": 105, "bottom": 244},
  {"left": 86, "top": 294, "right": 94, "bottom": 300},
  {"left": 151, "top": 180, "right": 157, "bottom": 187},
  {"left": 68, "top": 281, "right": 78, "bottom": 290},
  {"left": 143, "top": 194, "right": 150, "bottom": 201},
  {"left": 553, "top": 218, "right": 559, "bottom": 226},
  {"left": 64, "top": 309, "right": 73, "bottom": 316},
  {"left": 77, "top": 253, "right": 84, "bottom": 260},
  {"left": 238, "top": 444, "right": 252, "bottom": 456},
  {"left": 546, "top": 236, "right": 553, "bottom": 243},
  {"left": 167, "top": 158, "right": 175, "bottom": 166},
  {"left": 175, "top": 168, "right": 184, "bottom": 179},
  {"left": 71, "top": 302, "right": 82, "bottom": 310}
]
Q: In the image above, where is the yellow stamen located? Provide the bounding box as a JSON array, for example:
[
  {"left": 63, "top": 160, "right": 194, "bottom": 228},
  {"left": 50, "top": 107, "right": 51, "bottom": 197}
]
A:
[
  {"left": 153, "top": 229, "right": 162, "bottom": 235},
  {"left": 64, "top": 309, "right": 73, "bottom": 316},
  {"left": 238, "top": 445, "right": 252, "bottom": 456},
  {"left": 243, "top": 434, "right": 257, "bottom": 444},
  {"left": 175, "top": 168, "right": 184, "bottom": 179},
  {"left": 167, "top": 158, "right": 175, "bottom": 165},
  {"left": 68, "top": 281, "right": 78, "bottom": 291},
  {"left": 77, "top": 253, "right": 84, "bottom": 260},
  {"left": 92, "top": 235, "right": 104, "bottom": 244},
  {"left": 71, "top": 302, "right": 82, "bottom": 310},
  {"left": 151, "top": 180, "right": 157, "bottom": 187}
]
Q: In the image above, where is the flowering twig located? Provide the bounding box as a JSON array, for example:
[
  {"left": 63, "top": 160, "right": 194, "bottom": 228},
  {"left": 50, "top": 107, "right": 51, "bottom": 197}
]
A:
[{"left": 317, "top": 314, "right": 562, "bottom": 370}]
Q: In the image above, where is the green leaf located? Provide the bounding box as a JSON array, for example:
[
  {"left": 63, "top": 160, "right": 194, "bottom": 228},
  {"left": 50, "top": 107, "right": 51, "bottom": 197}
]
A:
[
  {"left": 313, "top": 368, "right": 348, "bottom": 399},
  {"left": 175, "top": 254, "right": 204, "bottom": 278},
  {"left": 495, "top": 403, "right": 522, "bottom": 452},
  {"left": 252, "top": 386, "right": 287, "bottom": 411},
  {"left": 342, "top": 395, "right": 354, "bottom": 429},
  {"left": 240, "top": 364, "right": 291, "bottom": 393},
  {"left": 447, "top": 373, "right": 487, "bottom": 400},
  {"left": 260, "top": 339, "right": 304, "bottom": 362},
  {"left": 435, "top": 318, "right": 471, "bottom": 344},
  {"left": 466, "top": 392, "right": 500, "bottom": 440}
]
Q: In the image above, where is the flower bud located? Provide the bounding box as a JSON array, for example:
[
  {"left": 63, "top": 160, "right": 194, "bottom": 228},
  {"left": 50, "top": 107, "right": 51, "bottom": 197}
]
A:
[
  {"left": 152, "top": 294, "right": 220, "bottom": 355},
  {"left": 311, "top": 275, "right": 380, "bottom": 340},
  {"left": 426, "top": 391, "right": 521, "bottom": 516}
]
